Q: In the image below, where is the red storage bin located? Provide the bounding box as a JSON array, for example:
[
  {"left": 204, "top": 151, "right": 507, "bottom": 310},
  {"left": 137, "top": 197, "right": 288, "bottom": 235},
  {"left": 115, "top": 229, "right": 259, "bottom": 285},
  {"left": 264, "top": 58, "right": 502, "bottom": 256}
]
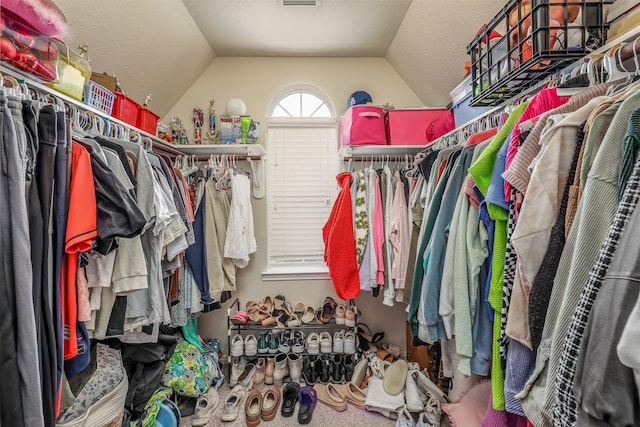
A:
[
  {"left": 340, "top": 105, "right": 387, "bottom": 146},
  {"left": 385, "top": 108, "right": 455, "bottom": 145},
  {"left": 112, "top": 92, "right": 140, "bottom": 126},
  {"left": 137, "top": 107, "right": 160, "bottom": 136}
]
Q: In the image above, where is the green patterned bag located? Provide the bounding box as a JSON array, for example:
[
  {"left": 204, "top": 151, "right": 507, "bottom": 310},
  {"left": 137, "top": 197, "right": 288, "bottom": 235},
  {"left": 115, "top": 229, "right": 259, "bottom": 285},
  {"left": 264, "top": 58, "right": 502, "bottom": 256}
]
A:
[{"left": 161, "top": 339, "right": 212, "bottom": 397}]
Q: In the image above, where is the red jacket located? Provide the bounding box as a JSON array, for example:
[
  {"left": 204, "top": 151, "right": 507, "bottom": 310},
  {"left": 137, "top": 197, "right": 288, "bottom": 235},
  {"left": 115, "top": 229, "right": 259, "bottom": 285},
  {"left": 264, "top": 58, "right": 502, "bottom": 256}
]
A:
[{"left": 323, "top": 172, "right": 360, "bottom": 300}]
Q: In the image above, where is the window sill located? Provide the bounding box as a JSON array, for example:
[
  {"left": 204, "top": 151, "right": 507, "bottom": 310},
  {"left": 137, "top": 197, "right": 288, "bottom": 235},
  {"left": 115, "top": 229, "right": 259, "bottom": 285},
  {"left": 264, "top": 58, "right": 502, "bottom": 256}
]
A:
[{"left": 261, "top": 267, "right": 330, "bottom": 281}]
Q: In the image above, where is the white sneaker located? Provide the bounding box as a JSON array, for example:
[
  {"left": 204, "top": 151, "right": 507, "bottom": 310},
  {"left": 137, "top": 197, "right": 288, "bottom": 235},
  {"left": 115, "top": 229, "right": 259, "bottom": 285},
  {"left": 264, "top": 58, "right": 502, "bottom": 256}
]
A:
[
  {"left": 307, "top": 332, "right": 320, "bottom": 355},
  {"left": 230, "top": 334, "right": 244, "bottom": 357},
  {"left": 343, "top": 331, "right": 357, "bottom": 354},
  {"left": 244, "top": 334, "right": 258, "bottom": 356},
  {"left": 192, "top": 386, "right": 220, "bottom": 426},
  {"left": 229, "top": 359, "right": 247, "bottom": 387},
  {"left": 333, "top": 330, "right": 345, "bottom": 353},
  {"left": 416, "top": 398, "right": 442, "bottom": 426},
  {"left": 405, "top": 366, "right": 423, "bottom": 412},
  {"left": 220, "top": 385, "right": 246, "bottom": 422},
  {"left": 319, "top": 331, "right": 332, "bottom": 354},
  {"left": 395, "top": 405, "right": 415, "bottom": 427}
]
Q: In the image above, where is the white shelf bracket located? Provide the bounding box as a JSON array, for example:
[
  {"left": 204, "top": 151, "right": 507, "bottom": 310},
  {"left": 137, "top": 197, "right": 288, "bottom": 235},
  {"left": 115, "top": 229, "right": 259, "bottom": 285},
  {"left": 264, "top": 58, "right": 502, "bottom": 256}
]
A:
[{"left": 248, "top": 157, "right": 265, "bottom": 199}]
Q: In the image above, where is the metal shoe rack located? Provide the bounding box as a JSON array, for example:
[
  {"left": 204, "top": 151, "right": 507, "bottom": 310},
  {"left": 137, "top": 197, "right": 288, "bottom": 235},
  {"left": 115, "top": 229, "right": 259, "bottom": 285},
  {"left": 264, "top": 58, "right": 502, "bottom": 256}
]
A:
[
  {"left": 468, "top": 0, "right": 611, "bottom": 106},
  {"left": 225, "top": 298, "right": 358, "bottom": 381}
]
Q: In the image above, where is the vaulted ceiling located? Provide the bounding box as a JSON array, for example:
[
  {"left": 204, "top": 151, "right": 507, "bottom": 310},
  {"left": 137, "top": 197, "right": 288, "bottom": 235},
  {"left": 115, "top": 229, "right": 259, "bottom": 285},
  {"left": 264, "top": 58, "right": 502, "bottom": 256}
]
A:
[{"left": 55, "top": 0, "right": 505, "bottom": 117}]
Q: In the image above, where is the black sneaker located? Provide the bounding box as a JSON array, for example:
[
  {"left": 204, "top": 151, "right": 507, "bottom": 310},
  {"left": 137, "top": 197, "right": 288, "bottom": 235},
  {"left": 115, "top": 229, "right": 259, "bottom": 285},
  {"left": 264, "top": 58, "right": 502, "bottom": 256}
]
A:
[
  {"left": 318, "top": 354, "right": 331, "bottom": 384},
  {"left": 343, "top": 354, "right": 355, "bottom": 382}
]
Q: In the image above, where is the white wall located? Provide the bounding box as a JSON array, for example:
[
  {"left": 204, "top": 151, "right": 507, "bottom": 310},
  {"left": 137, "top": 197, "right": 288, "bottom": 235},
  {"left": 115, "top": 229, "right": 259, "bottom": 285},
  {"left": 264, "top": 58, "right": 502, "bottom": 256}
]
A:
[{"left": 164, "top": 57, "right": 422, "bottom": 356}]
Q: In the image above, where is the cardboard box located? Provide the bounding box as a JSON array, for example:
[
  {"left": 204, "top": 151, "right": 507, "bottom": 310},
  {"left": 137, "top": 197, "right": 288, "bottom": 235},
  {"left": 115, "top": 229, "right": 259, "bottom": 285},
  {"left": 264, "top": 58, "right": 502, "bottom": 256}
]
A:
[{"left": 90, "top": 72, "right": 117, "bottom": 92}]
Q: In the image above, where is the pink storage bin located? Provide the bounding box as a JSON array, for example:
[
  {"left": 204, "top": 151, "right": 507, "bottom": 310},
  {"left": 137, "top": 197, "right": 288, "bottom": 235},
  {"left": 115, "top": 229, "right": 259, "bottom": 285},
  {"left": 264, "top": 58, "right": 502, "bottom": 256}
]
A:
[
  {"left": 340, "top": 105, "right": 387, "bottom": 146},
  {"left": 385, "top": 108, "right": 455, "bottom": 145}
]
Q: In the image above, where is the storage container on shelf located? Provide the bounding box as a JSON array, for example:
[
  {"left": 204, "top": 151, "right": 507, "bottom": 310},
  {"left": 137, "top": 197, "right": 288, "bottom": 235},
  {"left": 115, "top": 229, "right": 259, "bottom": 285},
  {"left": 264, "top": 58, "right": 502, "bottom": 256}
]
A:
[
  {"left": 1, "top": 9, "right": 59, "bottom": 82},
  {"left": 136, "top": 107, "right": 160, "bottom": 136},
  {"left": 83, "top": 80, "right": 115, "bottom": 116},
  {"left": 48, "top": 41, "right": 91, "bottom": 101},
  {"left": 111, "top": 92, "right": 140, "bottom": 127},
  {"left": 339, "top": 105, "right": 387, "bottom": 146},
  {"left": 385, "top": 108, "right": 455, "bottom": 145},
  {"left": 449, "top": 76, "right": 494, "bottom": 128}
]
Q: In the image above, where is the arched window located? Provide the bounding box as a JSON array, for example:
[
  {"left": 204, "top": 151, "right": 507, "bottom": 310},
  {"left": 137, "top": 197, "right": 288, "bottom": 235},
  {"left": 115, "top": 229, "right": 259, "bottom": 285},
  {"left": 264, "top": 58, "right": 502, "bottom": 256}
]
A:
[
  {"left": 271, "top": 91, "right": 332, "bottom": 118},
  {"left": 264, "top": 87, "right": 338, "bottom": 279}
]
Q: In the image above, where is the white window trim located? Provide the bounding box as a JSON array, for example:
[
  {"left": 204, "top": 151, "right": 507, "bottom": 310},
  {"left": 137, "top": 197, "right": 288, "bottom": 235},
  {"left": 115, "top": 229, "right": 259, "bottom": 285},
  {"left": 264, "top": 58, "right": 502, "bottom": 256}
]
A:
[{"left": 263, "top": 86, "right": 337, "bottom": 280}]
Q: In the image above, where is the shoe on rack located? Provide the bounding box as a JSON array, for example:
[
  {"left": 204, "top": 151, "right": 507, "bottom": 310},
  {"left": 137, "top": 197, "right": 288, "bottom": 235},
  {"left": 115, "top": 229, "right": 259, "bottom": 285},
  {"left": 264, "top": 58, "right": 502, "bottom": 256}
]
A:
[
  {"left": 333, "top": 330, "right": 345, "bottom": 353},
  {"left": 231, "top": 334, "right": 244, "bottom": 358},
  {"left": 306, "top": 333, "right": 320, "bottom": 355},
  {"left": 396, "top": 405, "right": 416, "bottom": 427},
  {"left": 230, "top": 359, "right": 247, "bottom": 388},
  {"left": 345, "top": 305, "right": 358, "bottom": 327},
  {"left": 230, "top": 311, "right": 249, "bottom": 325},
  {"left": 267, "top": 331, "right": 279, "bottom": 354},
  {"left": 303, "top": 355, "right": 318, "bottom": 385},
  {"left": 331, "top": 354, "right": 344, "bottom": 383},
  {"left": 221, "top": 385, "right": 246, "bottom": 422},
  {"left": 278, "top": 329, "right": 292, "bottom": 354},
  {"left": 238, "top": 364, "right": 256, "bottom": 390},
  {"left": 343, "top": 331, "right": 357, "bottom": 354},
  {"left": 291, "top": 330, "right": 306, "bottom": 354},
  {"left": 343, "top": 354, "right": 355, "bottom": 382},
  {"left": 288, "top": 353, "right": 303, "bottom": 383},
  {"left": 192, "top": 386, "right": 220, "bottom": 427},
  {"left": 302, "top": 306, "right": 316, "bottom": 324},
  {"left": 317, "top": 297, "right": 337, "bottom": 324},
  {"left": 264, "top": 357, "right": 275, "bottom": 386},
  {"left": 253, "top": 358, "right": 266, "bottom": 390},
  {"left": 318, "top": 354, "right": 331, "bottom": 384},
  {"left": 263, "top": 296, "right": 273, "bottom": 314},
  {"left": 257, "top": 332, "right": 269, "bottom": 354},
  {"left": 297, "top": 386, "right": 318, "bottom": 425},
  {"left": 335, "top": 304, "right": 347, "bottom": 325},
  {"left": 244, "top": 335, "right": 258, "bottom": 357},
  {"left": 273, "top": 353, "right": 289, "bottom": 387},
  {"left": 281, "top": 382, "right": 300, "bottom": 417},
  {"left": 244, "top": 389, "right": 263, "bottom": 427},
  {"left": 319, "top": 332, "right": 332, "bottom": 354},
  {"left": 260, "top": 385, "right": 281, "bottom": 421}
]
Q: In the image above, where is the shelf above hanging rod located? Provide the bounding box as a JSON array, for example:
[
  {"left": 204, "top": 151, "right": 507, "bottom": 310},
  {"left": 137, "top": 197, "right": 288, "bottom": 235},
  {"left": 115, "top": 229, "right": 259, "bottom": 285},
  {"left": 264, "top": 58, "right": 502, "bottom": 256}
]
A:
[{"left": 3, "top": 65, "right": 181, "bottom": 156}]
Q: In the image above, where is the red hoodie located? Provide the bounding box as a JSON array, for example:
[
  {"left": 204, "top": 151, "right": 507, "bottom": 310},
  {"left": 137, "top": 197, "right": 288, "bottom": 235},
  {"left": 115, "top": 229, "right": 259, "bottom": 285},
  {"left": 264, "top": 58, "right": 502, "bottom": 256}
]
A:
[{"left": 323, "top": 172, "right": 360, "bottom": 300}]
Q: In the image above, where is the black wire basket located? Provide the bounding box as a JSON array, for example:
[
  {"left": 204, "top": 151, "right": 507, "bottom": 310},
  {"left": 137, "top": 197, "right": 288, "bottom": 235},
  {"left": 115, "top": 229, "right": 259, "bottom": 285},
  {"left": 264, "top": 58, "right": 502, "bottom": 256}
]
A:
[{"left": 467, "top": 0, "right": 611, "bottom": 106}]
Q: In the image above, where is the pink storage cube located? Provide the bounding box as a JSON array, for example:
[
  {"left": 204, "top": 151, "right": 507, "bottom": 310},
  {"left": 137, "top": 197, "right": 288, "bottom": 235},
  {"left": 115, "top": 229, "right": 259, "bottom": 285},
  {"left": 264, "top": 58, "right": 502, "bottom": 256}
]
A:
[
  {"left": 385, "top": 108, "right": 455, "bottom": 145},
  {"left": 340, "top": 105, "right": 387, "bottom": 146}
]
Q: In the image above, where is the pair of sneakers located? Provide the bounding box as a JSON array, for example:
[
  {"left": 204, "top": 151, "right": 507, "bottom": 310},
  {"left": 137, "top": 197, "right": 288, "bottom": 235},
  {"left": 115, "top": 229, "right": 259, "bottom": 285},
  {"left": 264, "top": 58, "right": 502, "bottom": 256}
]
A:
[
  {"left": 257, "top": 332, "right": 279, "bottom": 354},
  {"left": 335, "top": 304, "right": 358, "bottom": 327},
  {"left": 231, "top": 334, "right": 258, "bottom": 357},
  {"left": 332, "top": 330, "right": 358, "bottom": 353},
  {"left": 278, "top": 329, "right": 306, "bottom": 354}
]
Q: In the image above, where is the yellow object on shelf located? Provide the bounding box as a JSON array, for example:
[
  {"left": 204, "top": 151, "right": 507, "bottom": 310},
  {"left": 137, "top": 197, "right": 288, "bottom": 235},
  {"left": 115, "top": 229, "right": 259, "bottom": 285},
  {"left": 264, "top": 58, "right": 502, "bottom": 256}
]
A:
[{"left": 48, "top": 44, "right": 91, "bottom": 101}]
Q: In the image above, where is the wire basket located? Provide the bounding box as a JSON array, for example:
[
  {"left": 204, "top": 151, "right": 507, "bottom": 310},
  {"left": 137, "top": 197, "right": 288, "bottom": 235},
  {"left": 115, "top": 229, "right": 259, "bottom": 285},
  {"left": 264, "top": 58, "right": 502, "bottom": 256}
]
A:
[
  {"left": 467, "top": 0, "right": 611, "bottom": 107},
  {"left": 83, "top": 80, "right": 116, "bottom": 115}
]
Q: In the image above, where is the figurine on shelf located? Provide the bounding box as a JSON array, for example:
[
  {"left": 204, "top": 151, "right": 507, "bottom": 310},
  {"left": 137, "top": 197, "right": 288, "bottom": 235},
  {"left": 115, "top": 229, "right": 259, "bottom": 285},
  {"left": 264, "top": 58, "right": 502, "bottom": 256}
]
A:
[
  {"left": 144, "top": 93, "right": 152, "bottom": 108},
  {"left": 193, "top": 107, "right": 204, "bottom": 145},
  {"left": 205, "top": 98, "right": 219, "bottom": 144},
  {"left": 169, "top": 116, "right": 188, "bottom": 144}
]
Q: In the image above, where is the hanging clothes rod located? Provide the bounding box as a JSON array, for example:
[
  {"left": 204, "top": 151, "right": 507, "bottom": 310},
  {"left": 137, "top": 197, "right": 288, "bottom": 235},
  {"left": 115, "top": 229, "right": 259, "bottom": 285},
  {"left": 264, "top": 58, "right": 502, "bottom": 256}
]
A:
[
  {"left": 194, "top": 155, "right": 262, "bottom": 161},
  {"left": 2, "top": 65, "right": 181, "bottom": 156},
  {"left": 341, "top": 155, "right": 415, "bottom": 162}
]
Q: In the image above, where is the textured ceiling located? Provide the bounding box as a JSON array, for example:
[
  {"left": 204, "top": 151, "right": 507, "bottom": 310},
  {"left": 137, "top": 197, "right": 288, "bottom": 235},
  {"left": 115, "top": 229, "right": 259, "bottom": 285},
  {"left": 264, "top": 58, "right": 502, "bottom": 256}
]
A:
[
  {"left": 386, "top": 0, "right": 507, "bottom": 107},
  {"left": 54, "top": 0, "right": 215, "bottom": 118},
  {"left": 182, "top": 0, "right": 412, "bottom": 57},
  {"left": 50, "top": 0, "right": 507, "bottom": 116}
]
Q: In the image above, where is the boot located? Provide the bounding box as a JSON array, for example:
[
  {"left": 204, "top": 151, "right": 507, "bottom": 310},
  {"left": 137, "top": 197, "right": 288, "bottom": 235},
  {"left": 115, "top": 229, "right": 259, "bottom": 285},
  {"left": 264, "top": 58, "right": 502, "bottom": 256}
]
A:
[
  {"left": 318, "top": 354, "right": 331, "bottom": 384},
  {"left": 331, "top": 354, "right": 344, "bottom": 383},
  {"left": 254, "top": 358, "right": 266, "bottom": 389},
  {"left": 265, "top": 357, "right": 275, "bottom": 385},
  {"left": 343, "top": 355, "right": 354, "bottom": 382},
  {"left": 303, "top": 355, "right": 317, "bottom": 384},
  {"left": 288, "top": 353, "right": 303, "bottom": 384},
  {"left": 273, "top": 353, "right": 289, "bottom": 387}
]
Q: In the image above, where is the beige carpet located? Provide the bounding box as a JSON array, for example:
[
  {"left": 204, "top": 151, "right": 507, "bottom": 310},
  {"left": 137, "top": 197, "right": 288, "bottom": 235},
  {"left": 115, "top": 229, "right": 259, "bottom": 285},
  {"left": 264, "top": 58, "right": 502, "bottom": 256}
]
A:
[{"left": 179, "top": 383, "right": 396, "bottom": 427}]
